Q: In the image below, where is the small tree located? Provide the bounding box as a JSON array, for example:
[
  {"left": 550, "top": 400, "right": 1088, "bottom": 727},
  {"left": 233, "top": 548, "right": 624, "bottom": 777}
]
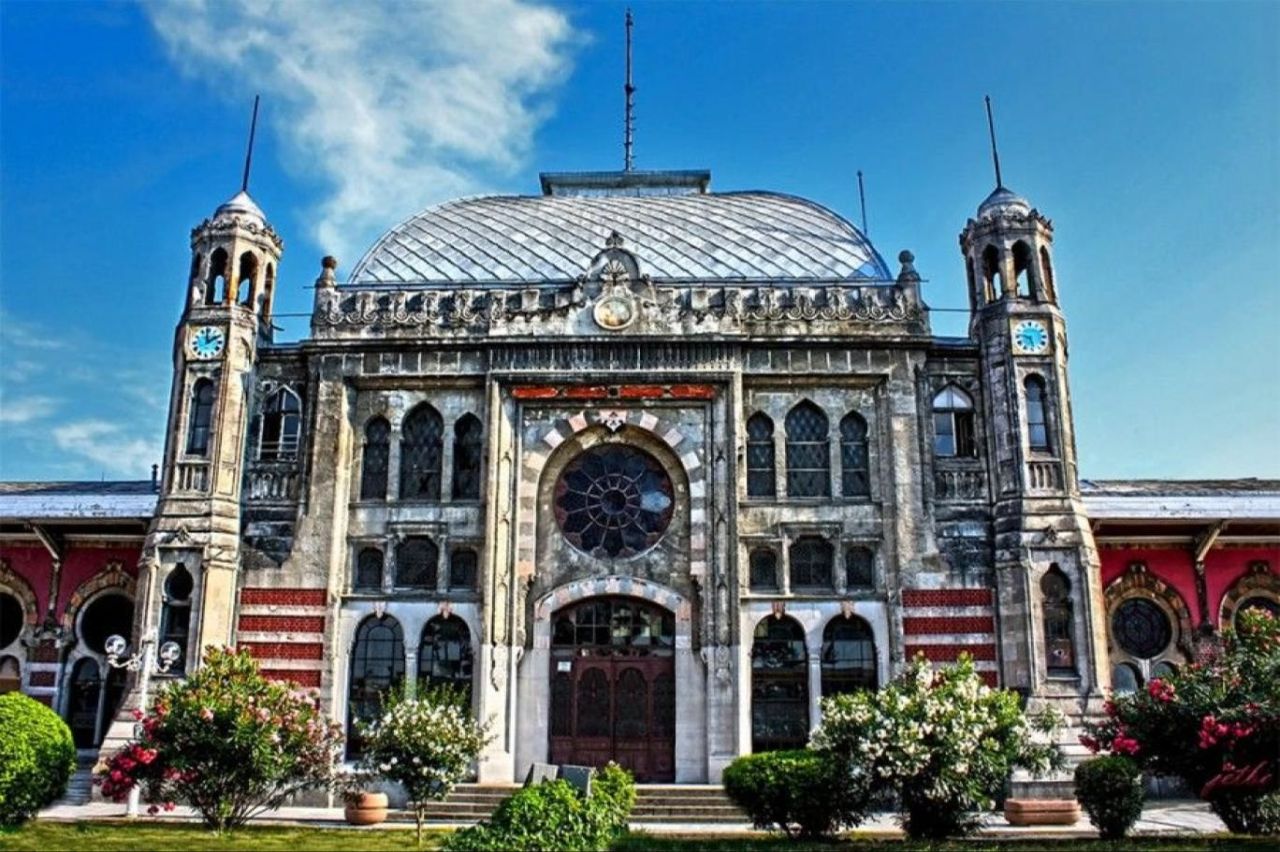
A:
[
  {"left": 813, "top": 654, "right": 1061, "bottom": 839},
  {"left": 1075, "top": 756, "right": 1144, "bottom": 840},
  {"left": 359, "top": 686, "right": 491, "bottom": 846},
  {"left": 96, "top": 647, "right": 343, "bottom": 833}
]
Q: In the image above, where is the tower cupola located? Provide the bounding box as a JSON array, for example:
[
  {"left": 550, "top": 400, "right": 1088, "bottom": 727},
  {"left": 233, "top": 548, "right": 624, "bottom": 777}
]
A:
[{"left": 187, "top": 189, "right": 283, "bottom": 331}]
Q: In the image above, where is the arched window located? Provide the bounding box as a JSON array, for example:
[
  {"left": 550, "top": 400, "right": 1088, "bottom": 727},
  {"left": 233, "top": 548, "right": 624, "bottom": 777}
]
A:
[
  {"left": 207, "top": 248, "right": 228, "bottom": 304},
  {"left": 259, "top": 387, "right": 301, "bottom": 461},
  {"left": 1112, "top": 598, "right": 1173, "bottom": 660},
  {"left": 0, "top": 593, "right": 23, "bottom": 649},
  {"left": 845, "top": 546, "right": 874, "bottom": 588},
  {"left": 1039, "top": 247, "right": 1055, "bottom": 300},
  {"left": 748, "top": 548, "right": 778, "bottom": 591},
  {"left": 237, "top": 252, "right": 258, "bottom": 306},
  {"left": 160, "top": 565, "right": 193, "bottom": 676},
  {"left": 360, "top": 416, "right": 390, "bottom": 501},
  {"left": 785, "top": 402, "right": 830, "bottom": 498},
  {"left": 451, "top": 414, "right": 483, "bottom": 500},
  {"left": 0, "top": 655, "right": 18, "bottom": 694},
  {"left": 189, "top": 252, "right": 203, "bottom": 284},
  {"left": 1025, "top": 376, "right": 1050, "bottom": 451},
  {"left": 932, "top": 385, "right": 975, "bottom": 458},
  {"left": 347, "top": 616, "right": 405, "bottom": 756},
  {"left": 821, "top": 616, "right": 877, "bottom": 696},
  {"left": 186, "top": 379, "right": 216, "bottom": 456},
  {"left": 353, "top": 548, "right": 383, "bottom": 592},
  {"left": 67, "top": 657, "right": 104, "bottom": 748},
  {"left": 789, "top": 536, "right": 833, "bottom": 590},
  {"left": 1012, "top": 241, "right": 1033, "bottom": 298},
  {"left": 1111, "top": 662, "right": 1140, "bottom": 694},
  {"left": 982, "top": 244, "right": 1002, "bottom": 298},
  {"left": 395, "top": 537, "right": 437, "bottom": 590},
  {"left": 751, "top": 616, "right": 808, "bottom": 752},
  {"left": 418, "top": 616, "right": 472, "bottom": 703},
  {"left": 449, "top": 548, "right": 478, "bottom": 590},
  {"left": 746, "top": 413, "right": 776, "bottom": 498},
  {"left": 1237, "top": 596, "right": 1280, "bottom": 623},
  {"left": 400, "top": 404, "right": 444, "bottom": 500},
  {"left": 839, "top": 412, "right": 870, "bottom": 497},
  {"left": 1041, "top": 565, "right": 1074, "bottom": 675}
]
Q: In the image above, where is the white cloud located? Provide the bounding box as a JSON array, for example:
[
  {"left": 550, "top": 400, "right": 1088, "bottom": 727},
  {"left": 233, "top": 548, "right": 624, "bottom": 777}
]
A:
[
  {"left": 0, "top": 394, "right": 59, "bottom": 424},
  {"left": 53, "top": 420, "right": 163, "bottom": 478},
  {"left": 145, "top": 0, "right": 580, "bottom": 263}
]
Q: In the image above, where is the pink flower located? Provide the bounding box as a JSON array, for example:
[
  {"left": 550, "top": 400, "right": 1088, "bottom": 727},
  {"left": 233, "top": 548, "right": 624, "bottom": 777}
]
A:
[
  {"left": 200, "top": 707, "right": 214, "bottom": 721},
  {"left": 1079, "top": 734, "right": 1101, "bottom": 753},
  {"left": 1112, "top": 735, "right": 1140, "bottom": 756},
  {"left": 164, "top": 801, "right": 176, "bottom": 812},
  {"left": 1147, "top": 679, "right": 1176, "bottom": 703},
  {"left": 132, "top": 708, "right": 145, "bottom": 721},
  {"left": 148, "top": 804, "right": 160, "bottom": 816}
]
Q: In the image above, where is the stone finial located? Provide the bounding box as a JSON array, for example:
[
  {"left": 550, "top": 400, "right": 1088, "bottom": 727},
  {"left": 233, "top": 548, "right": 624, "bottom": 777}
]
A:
[
  {"left": 317, "top": 255, "right": 338, "bottom": 288},
  {"left": 896, "top": 249, "right": 920, "bottom": 284}
]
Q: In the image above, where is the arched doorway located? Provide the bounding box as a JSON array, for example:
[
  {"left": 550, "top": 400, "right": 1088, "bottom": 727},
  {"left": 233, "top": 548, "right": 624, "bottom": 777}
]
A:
[
  {"left": 549, "top": 597, "right": 675, "bottom": 781},
  {"left": 67, "top": 593, "right": 133, "bottom": 748}
]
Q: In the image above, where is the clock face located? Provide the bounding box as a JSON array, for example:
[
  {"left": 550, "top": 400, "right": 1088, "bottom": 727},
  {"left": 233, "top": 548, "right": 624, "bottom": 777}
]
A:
[
  {"left": 1012, "top": 320, "right": 1049, "bottom": 355},
  {"left": 189, "top": 326, "right": 226, "bottom": 360},
  {"left": 593, "top": 293, "right": 637, "bottom": 330}
]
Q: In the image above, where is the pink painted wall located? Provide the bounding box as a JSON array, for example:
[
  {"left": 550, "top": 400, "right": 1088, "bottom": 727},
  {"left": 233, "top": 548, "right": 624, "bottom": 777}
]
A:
[
  {"left": 0, "top": 544, "right": 139, "bottom": 620},
  {"left": 1100, "top": 545, "right": 1280, "bottom": 628}
]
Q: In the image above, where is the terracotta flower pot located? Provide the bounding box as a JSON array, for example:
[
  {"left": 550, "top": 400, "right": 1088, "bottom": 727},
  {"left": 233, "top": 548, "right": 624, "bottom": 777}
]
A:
[{"left": 344, "top": 791, "right": 389, "bottom": 826}]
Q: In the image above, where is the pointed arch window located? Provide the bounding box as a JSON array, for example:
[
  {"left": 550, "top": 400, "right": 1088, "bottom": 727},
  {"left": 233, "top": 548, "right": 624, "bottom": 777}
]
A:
[
  {"left": 347, "top": 616, "right": 405, "bottom": 757},
  {"left": 451, "top": 414, "right": 483, "bottom": 500},
  {"left": 1039, "top": 247, "right": 1055, "bottom": 300},
  {"left": 932, "top": 385, "right": 975, "bottom": 458},
  {"left": 418, "top": 616, "right": 472, "bottom": 703},
  {"left": 981, "top": 244, "right": 1002, "bottom": 299},
  {"left": 262, "top": 263, "right": 276, "bottom": 318},
  {"left": 785, "top": 402, "right": 830, "bottom": 498},
  {"left": 400, "top": 404, "right": 444, "bottom": 500},
  {"left": 360, "top": 416, "right": 390, "bottom": 501},
  {"left": 748, "top": 547, "right": 778, "bottom": 591},
  {"left": 789, "top": 536, "right": 833, "bottom": 590},
  {"left": 1012, "top": 241, "right": 1034, "bottom": 298},
  {"left": 845, "top": 546, "right": 874, "bottom": 588},
  {"left": 821, "top": 616, "right": 877, "bottom": 696},
  {"left": 395, "top": 537, "right": 437, "bottom": 590},
  {"left": 354, "top": 547, "right": 383, "bottom": 592},
  {"left": 237, "top": 252, "right": 258, "bottom": 306},
  {"left": 1042, "top": 565, "right": 1075, "bottom": 675},
  {"left": 1025, "top": 376, "right": 1050, "bottom": 451},
  {"left": 746, "top": 413, "right": 776, "bottom": 498},
  {"left": 206, "top": 248, "right": 228, "bottom": 304},
  {"left": 160, "top": 564, "right": 193, "bottom": 676},
  {"left": 186, "top": 378, "right": 216, "bottom": 456},
  {"left": 259, "top": 387, "right": 301, "bottom": 461},
  {"left": 839, "top": 412, "right": 870, "bottom": 497}
]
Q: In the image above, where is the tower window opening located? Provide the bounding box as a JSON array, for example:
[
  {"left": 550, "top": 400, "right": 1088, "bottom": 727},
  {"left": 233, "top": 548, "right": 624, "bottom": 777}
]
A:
[
  {"left": 1013, "top": 241, "right": 1033, "bottom": 298},
  {"left": 451, "top": 413, "right": 483, "bottom": 500},
  {"left": 259, "top": 387, "right": 301, "bottom": 460},
  {"left": 982, "top": 245, "right": 1002, "bottom": 299},
  {"left": 360, "top": 416, "right": 391, "bottom": 501},
  {"left": 189, "top": 253, "right": 203, "bottom": 284},
  {"left": 785, "top": 401, "right": 830, "bottom": 498},
  {"left": 932, "top": 385, "right": 976, "bottom": 458},
  {"left": 262, "top": 263, "right": 276, "bottom": 318},
  {"left": 1041, "top": 564, "right": 1075, "bottom": 675},
  {"left": 207, "top": 248, "right": 228, "bottom": 305},
  {"left": 160, "top": 564, "right": 193, "bottom": 675},
  {"left": 186, "top": 378, "right": 216, "bottom": 456},
  {"left": 237, "top": 252, "right": 258, "bottom": 306},
  {"left": 1039, "top": 247, "right": 1055, "bottom": 300},
  {"left": 746, "top": 413, "right": 776, "bottom": 498},
  {"left": 1025, "top": 376, "right": 1051, "bottom": 451}
]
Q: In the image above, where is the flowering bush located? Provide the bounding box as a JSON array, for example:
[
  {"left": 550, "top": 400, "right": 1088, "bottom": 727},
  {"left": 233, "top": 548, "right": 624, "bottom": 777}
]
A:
[
  {"left": 812, "top": 654, "right": 1062, "bottom": 839},
  {"left": 1082, "top": 608, "right": 1280, "bottom": 835},
  {"left": 358, "top": 687, "right": 491, "bottom": 846},
  {"left": 96, "top": 647, "right": 344, "bottom": 833},
  {"left": 0, "top": 692, "right": 77, "bottom": 827}
]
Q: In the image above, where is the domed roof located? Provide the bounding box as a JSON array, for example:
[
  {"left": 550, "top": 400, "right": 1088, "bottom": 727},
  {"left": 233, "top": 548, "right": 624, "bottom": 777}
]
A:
[
  {"left": 976, "top": 186, "right": 1031, "bottom": 218},
  {"left": 213, "top": 190, "right": 266, "bottom": 225},
  {"left": 349, "top": 191, "right": 891, "bottom": 284}
]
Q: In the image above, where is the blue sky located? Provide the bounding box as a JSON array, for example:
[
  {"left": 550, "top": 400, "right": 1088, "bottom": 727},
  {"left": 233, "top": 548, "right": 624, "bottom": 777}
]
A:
[{"left": 1, "top": 1, "right": 1277, "bottom": 481}]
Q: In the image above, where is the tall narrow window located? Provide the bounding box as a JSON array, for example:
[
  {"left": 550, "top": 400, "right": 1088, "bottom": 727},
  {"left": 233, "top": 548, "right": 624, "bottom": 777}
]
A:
[
  {"left": 932, "top": 385, "right": 975, "bottom": 458},
  {"left": 1025, "top": 376, "right": 1050, "bottom": 451},
  {"left": 237, "top": 252, "right": 258, "bottom": 306},
  {"left": 845, "top": 546, "right": 874, "bottom": 588},
  {"left": 262, "top": 263, "right": 276, "bottom": 318},
  {"left": 749, "top": 548, "right": 778, "bottom": 591},
  {"left": 789, "top": 536, "right": 833, "bottom": 590},
  {"left": 1039, "top": 247, "right": 1055, "bottom": 300},
  {"left": 1041, "top": 565, "right": 1075, "bottom": 675},
  {"left": 354, "top": 547, "right": 383, "bottom": 592},
  {"left": 982, "top": 244, "right": 1002, "bottom": 298},
  {"left": 839, "top": 412, "right": 870, "bottom": 497},
  {"left": 207, "top": 248, "right": 228, "bottom": 304},
  {"left": 160, "top": 564, "right": 193, "bottom": 675},
  {"left": 1012, "top": 241, "right": 1033, "bottom": 298},
  {"left": 395, "top": 537, "right": 438, "bottom": 590},
  {"left": 418, "top": 616, "right": 472, "bottom": 703},
  {"left": 360, "top": 416, "right": 390, "bottom": 501},
  {"left": 451, "top": 414, "right": 483, "bottom": 500},
  {"left": 821, "top": 616, "right": 878, "bottom": 696},
  {"left": 259, "top": 388, "right": 301, "bottom": 461},
  {"left": 785, "top": 402, "right": 830, "bottom": 498},
  {"left": 751, "top": 616, "right": 808, "bottom": 752},
  {"left": 187, "top": 379, "right": 216, "bottom": 456},
  {"left": 449, "top": 548, "right": 478, "bottom": 590},
  {"left": 746, "top": 413, "right": 776, "bottom": 498},
  {"left": 347, "top": 616, "right": 405, "bottom": 757},
  {"left": 400, "top": 404, "right": 444, "bottom": 500}
]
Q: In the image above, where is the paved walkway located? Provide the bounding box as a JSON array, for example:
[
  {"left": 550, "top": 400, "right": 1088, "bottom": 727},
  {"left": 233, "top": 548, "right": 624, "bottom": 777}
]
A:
[{"left": 38, "top": 798, "right": 1227, "bottom": 837}]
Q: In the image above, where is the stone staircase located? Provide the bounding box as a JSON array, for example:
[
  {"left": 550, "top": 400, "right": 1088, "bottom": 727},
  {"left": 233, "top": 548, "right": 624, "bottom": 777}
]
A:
[
  {"left": 408, "top": 783, "right": 748, "bottom": 825},
  {"left": 50, "top": 757, "right": 96, "bottom": 807}
]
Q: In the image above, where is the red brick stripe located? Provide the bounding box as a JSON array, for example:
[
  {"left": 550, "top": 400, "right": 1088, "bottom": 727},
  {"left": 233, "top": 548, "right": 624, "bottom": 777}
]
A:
[
  {"left": 902, "top": 589, "right": 993, "bottom": 608},
  {"left": 906, "top": 644, "right": 998, "bottom": 662},
  {"left": 238, "top": 615, "right": 326, "bottom": 633},
  {"left": 29, "top": 671, "right": 55, "bottom": 687},
  {"left": 562, "top": 386, "right": 609, "bottom": 399},
  {"left": 511, "top": 386, "right": 558, "bottom": 399},
  {"left": 668, "top": 384, "right": 716, "bottom": 399},
  {"left": 262, "top": 670, "right": 321, "bottom": 688},
  {"left": 242, "top": 642, "right": 324, "bottom": 660},
  {"left": 240, "top": 588, "right": 327, "bottom": 607},
  {"left": 902, "top": 616, "right": 995, "bottom": 635},
  {"left": 979, "top": 671, "right": 999, "bottom": 688},
  {"left": 618, "top": 385, "right": 664, "bottom": 399}
]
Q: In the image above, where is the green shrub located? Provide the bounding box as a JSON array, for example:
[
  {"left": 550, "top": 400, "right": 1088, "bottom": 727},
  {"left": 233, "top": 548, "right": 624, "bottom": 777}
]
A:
[
  {"left": 0, "top": 692, "right": 77, "bottom": 827},
  {"left": 445, "top": 763, "right": 635, "bottom": 851},
  {"left": 722, "top": 749, "right": 868, "bottom": 839},
  {"left": 1075, "top": 756, "right": 1144, "bottom": 840}
]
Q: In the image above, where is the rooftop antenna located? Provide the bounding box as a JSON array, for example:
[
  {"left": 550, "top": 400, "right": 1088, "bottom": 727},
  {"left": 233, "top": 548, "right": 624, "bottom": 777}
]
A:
[
  {"left": 624, "top": 9, "right": 635, "bottom": 171},
  {"left": 241, "top": 94, "right": 260, "bottom": 193},
  {"left": 984, "top": 94, "right": 1003, "bottom": 190},
  {"left": 857, "top": 170, "right": 869, "bottom": 235}
]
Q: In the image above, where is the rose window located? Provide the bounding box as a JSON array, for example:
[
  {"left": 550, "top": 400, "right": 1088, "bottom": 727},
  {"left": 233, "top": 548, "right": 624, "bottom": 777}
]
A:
[
  {"left": 554, "top": 445, "right": 674, "bottom": 558},
  {"left": 1111, "top": 598, "right": 1172, "bottom": 659}
]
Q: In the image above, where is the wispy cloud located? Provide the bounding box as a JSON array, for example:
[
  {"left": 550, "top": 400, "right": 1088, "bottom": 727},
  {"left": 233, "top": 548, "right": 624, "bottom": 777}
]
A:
[
  {"left": 0, "top": 394, "right": 59, "bottom": 424},
  {"left": 145, "top": 0, "right": 580, "bottom": 263},
  {"left": 52, "top": 420, "right": 162, "bottom": 479}
]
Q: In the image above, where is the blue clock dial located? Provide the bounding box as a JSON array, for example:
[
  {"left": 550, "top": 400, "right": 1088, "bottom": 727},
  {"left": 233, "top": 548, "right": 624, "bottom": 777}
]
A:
[
  {"left": 190, "top": 326, "right": 225, "bottom": 359},
  {"left": 1014, "top": 321, "right": 1048, "bottom": 354}
]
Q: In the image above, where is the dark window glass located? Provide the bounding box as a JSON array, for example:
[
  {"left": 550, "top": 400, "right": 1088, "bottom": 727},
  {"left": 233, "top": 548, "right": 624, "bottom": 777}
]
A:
[
  {"left": 1041, "top": 566, "right": 1074, "bottom": 674},
  {"left": 932, "top": 386, "right": 976, "bottom": 458},
  {"left": 789, "top": 536, "right": 833, "bottom": 590},
  {"left": 360, "top": 417, "right": 391, "bottom": 501},
  {"left": 395, "top": 537, "right": 438, "bottom": 590},
  {"left": 615, "top": 667, "right": 648, "bottom": 738},
  {"left": 160, "top": 565, "right": 193, "bottom": 675},
  {"left": 1151, "top": 660, "right": 1178, "bottom": 679},
  {"left": 449, "top": 548, "right": 478, "bottom": 590},
  {"left": 1025, "top": 376, "right": 1050, "bottom": 451},
  {"left": 452, "top": 414, "right": 484, "bottom": 500},
  {"left": 749, "top": 548, "right": 778, "bottom": 591},
  {"left": 347, "top": 616, "right": 405, "bottom": 756},
  {"left": 400, "top": 404, "right": 444, "bottom": 500},
  {"left": 0, "top": 594, "right": 22, "bottom": 648},
  {"left": 785, "top": 402, "right": 830, "bottom": 497},
  {"left": 821, "top": 616, "right": 877, "bottom": 696},
  {"left": 746, "top": 413, "right": 776, "bottom": 498},
  {"left": 1111, "top": 663, "right": 1140, "bottom": 694},
  {"left": 845, "top": 547, "right": 874, "bottom": 588},
  {"left": 550, "top": 598, "right": 675, "bottom": 649},
  {"left": 259, "top": 388, "right": 301, "bottom": 461},
  {"left": 418, "top": 616, "right": 472, "bottom": 704},
  {"left": 554, "top": 446, "right": 674, "bottom": 559},
  {"left": 354, "top": 548, "right": 383, "bottom": 592},
  {"left": 79, "top": 594, "right": 134, "bottom": 656},
  {"left": 839, "top": 412, "right": 870, "bottom": 497},
  {"left": 751, "top": 616, "right": 808, "bottom": 752},
  {"left": 187, "top": 379, "right": 216, "bottom": 456},
  {"left": 577, "top": 668, "right": 611, "bottom": 737},
  {"left": 1112, "top": 598, "right": 1172, "bottom": 659}
]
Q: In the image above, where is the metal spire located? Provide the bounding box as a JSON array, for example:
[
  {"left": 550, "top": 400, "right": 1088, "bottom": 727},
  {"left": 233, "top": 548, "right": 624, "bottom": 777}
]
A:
[
  {"left": 241, "top": 94, "right": 260, "bottom": 193},
  {"left": 984, "top": 95, "right": 1003, "bottom": 190},
  {"left": 624, "top": 9, "right": 635, "bottom": 171},
  {"left": 857, "top": 170, "right": 868, "bottom": 235}
]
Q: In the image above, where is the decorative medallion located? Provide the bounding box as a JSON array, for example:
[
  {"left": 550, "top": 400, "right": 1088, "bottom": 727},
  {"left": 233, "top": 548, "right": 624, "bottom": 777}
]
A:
[
  {"left": 593, "top": 289, "right": 637, "bottom": 330},
  {"left": 188, "top": 325, "right": 226, "bottom": 360},
  {"left": 1011, "top": 319, "right": 1050, "bottom": 355},
  {"left": 554, "top": 445, "right": 674, "bottom": 559}
]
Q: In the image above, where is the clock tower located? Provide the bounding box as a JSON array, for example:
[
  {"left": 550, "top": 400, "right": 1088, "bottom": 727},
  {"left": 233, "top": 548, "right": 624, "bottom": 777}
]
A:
[{"left": 961, "top": 182, "right": 1109, "bottom": 715}]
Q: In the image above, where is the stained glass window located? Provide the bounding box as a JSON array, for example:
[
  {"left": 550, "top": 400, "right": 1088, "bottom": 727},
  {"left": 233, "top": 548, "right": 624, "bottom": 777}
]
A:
[
  {"left": 554, "top": 446, "right": 674, "bottom": 558},
  {"left": 785, "top": 402, "right": 830, "bottom": 497},
  {"left": 789, "top": 536, "right": 833, "bottom": 590},
  {"left": 452, "top": 414, "right": 483, "bottom": 500},
  {"left": 360, "top": 417, "right": 390, "bottom": 500},
  {"left": 1112, "top": 598, "right": 1171, "bottom": 659},
  {"left": 395, "top": 537, "right": 438, "bottom": 590},
  {"left": 749, "top": 548, "right": 778, "bottom": 591},
  {"left": 839, "top": 412, "right": 869, "bottom": 497},
  {"left": 400, "top": 404, "right": 443, "bottom": 500},
  {"left": 821, "top": 616, "right": 877, "bottom": 696},
  {"left": 746, "top": 413, "right": 776, "bottom": 498}
]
